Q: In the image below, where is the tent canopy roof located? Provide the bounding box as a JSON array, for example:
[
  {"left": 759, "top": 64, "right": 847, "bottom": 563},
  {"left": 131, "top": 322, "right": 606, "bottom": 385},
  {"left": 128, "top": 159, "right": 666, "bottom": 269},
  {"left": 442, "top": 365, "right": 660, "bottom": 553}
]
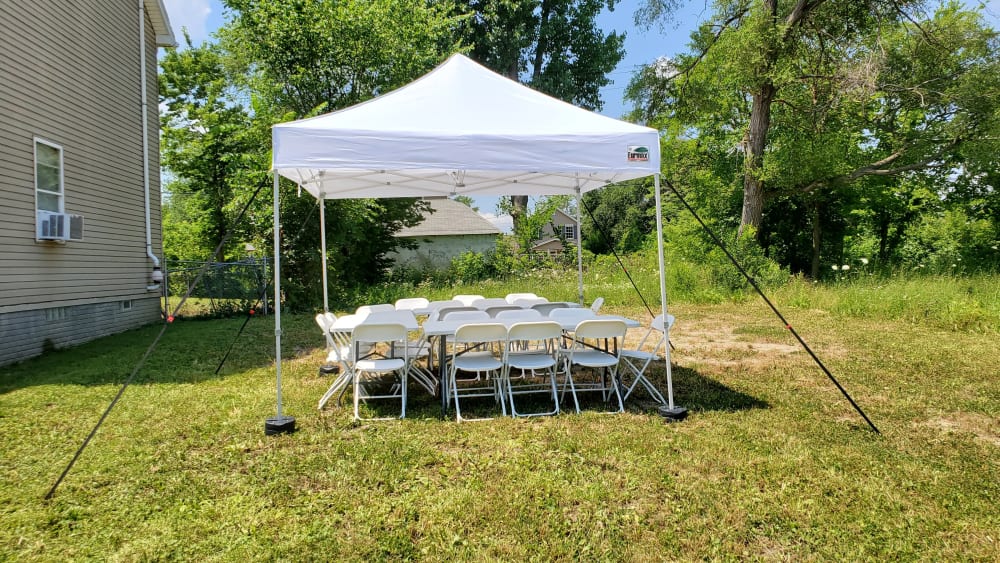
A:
[{"left": 272, "top": 54, "right": 660, "bottom": 200}]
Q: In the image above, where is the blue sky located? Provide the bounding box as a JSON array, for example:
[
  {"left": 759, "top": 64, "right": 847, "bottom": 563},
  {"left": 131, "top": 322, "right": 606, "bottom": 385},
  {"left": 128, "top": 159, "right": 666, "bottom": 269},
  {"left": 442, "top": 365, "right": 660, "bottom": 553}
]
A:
[{"left": 161, "top": 0, "right": 999, "bottom": 230}]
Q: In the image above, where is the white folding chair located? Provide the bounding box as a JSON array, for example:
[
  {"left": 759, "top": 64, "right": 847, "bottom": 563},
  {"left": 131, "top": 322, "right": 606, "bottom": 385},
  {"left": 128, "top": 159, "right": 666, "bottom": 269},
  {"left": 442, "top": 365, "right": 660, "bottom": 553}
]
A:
[
  {"left": 485, "top": 305, "right": 522, "bottom": 318},
  {"left": 471, "top": 297, "right": 510, "bottom": 310},
  {"left": 495, "top": 309, "right": 543, "bottom": 321},
  {"left": 356, "top": 304, "right": 395, "bottom": 316},
  {"left": 443, "top": 310, "right": 491, "bottom": 322},
  {"left": 513, "top": 297, "right": 549, "bottom": 308},
  {"left": 619, "top": 314, "right": 674, "bottom": 405},
  {"left": 431, "top": 306, "right": 479, "bottom": 322},
  {"left": 496, "top": 309, "right": 544, "bottom": 351},
  {"left": 505, "top": 292, "right": 538, "bottom": 304},
  {"left": 449, "top": 322, "right": 508, "bottom": 421},
  {"left": 590, "top": 297, "right": 604, "bottom": 313},
  {"left": 394, "top": 297, "right": 430, "bottom": 312},
  {"left": 452, "top": 294, "right": 485, "bottom": 306},
  {"left": 549, "top": 308, "right": 596, "bottom": 342},
  {"left": 318, "top": 313, "right": 374, "bottom": 410},
  {"left": 561, "top": 319, "right": 627, "bottom": 414},
  {"left": 315, "top": 312, "right": 336, "bottom": 349},
  {"left": 503, "top": 321, "right": 562, "bottom": 417},
  {"left": 427, "top": 299, "right": 463, "bottom": 312},
  {"left": 532, "top": 302, "right": 570, "bottom": 316},
  {"left": 366, "top": 310, "right": 437, "bottom": 396},
  {"left": 351, "top": 323, "right": 410, "bottom": 421}
]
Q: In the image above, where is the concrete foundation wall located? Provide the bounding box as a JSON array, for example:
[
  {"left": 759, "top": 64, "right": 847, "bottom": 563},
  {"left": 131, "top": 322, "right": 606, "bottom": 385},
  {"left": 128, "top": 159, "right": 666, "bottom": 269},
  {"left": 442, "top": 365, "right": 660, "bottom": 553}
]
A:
[{"left": 0, "top": 297, "right": 160, "bottom": 366}]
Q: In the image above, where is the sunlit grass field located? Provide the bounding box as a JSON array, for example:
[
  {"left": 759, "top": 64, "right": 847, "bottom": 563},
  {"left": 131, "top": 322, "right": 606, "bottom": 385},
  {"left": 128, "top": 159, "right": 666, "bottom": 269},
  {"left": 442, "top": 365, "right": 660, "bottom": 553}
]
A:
[{"left": 1, "top": 273, "right": 997, "bottom": 559}]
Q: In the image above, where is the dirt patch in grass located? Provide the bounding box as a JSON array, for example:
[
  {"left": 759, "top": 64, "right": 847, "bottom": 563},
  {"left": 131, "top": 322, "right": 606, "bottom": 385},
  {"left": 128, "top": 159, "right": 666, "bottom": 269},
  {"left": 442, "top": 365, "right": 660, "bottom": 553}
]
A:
[
  {"left": 667, "top": 315, "right": 804, "bottom": 372},
  {"left": 923, "top": 412, "right": 1000, "bottom": 447}
]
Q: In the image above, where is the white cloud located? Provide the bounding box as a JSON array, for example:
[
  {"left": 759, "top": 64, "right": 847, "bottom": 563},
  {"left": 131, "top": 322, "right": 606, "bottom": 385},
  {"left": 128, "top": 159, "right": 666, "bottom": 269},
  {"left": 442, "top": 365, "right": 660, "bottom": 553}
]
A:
[
  {"left": 162, "top": 0, "right": 213, "bottom": 46},
  {"left": 480, "top": 212, "right": 513, "bottom": 234}
]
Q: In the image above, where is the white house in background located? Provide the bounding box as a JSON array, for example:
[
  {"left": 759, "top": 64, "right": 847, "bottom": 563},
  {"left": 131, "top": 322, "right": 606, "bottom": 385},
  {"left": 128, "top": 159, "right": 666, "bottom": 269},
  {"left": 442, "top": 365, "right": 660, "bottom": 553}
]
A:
[
  {"left": 392, "top": 197, "right": 501, "bottom": 270},
  {"left": 0, "top": 2, "right": 176, "bottom": 365},
  {"left": 530, "top": 208, "right": 579, "bottom": 256}
]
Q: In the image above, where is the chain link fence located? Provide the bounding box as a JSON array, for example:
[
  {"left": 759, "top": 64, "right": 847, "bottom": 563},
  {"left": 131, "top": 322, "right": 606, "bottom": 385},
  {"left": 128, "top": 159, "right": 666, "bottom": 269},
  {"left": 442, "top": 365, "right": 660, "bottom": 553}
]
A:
[{"left": 164, "top": 258, "right": 269, "bottom": 318}]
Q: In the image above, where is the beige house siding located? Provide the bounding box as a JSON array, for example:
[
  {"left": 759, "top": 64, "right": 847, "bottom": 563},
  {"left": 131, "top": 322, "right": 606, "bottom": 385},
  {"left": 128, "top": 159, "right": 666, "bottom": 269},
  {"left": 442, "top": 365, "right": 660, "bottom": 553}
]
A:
[{"left": 0, "top": 2, "right": 170, "bottom": 365}]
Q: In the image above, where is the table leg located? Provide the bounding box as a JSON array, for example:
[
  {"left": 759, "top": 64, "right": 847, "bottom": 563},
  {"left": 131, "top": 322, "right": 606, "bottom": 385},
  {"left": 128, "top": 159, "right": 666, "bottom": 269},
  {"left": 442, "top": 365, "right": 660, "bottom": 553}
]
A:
[{"left": 439, "top": 335, "right": 448, "bottom": 417}]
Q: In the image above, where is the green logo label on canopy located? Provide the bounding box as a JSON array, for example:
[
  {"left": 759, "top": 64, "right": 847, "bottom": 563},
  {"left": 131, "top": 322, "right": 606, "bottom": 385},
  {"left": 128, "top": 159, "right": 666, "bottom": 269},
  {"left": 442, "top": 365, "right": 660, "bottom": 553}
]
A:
[{"left": 627, "top": 145, "right": 649, "bottom": 162}]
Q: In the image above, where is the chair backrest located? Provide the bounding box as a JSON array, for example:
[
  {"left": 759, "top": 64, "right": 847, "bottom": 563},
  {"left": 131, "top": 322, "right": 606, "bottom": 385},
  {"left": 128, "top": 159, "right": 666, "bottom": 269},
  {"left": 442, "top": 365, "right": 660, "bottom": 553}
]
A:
[
  {"left": 513, "top": 297, "right": 549, "bottom": 308},
  {"left": 532, "top": 302, "right": 570, "bottom": 316},
  {"left": 315, "top": 313, "right": 332, "bottom": 332},
  {"left": 505, "top": 292, "right": 538, "bottom": 304},
  {"left": 433, "top": 306, "right": 480, "bottom": 321},
  {"left": 574, "top": 319, "right": 627, "bottom": 341},
  {"left": 495, "top": 309, "right": 543, "bottom": 321},
  {"left": 549, "top": 308, "right": 596, "bottom": 324},
  {"left": 356, "top": 304, "right": 394, "bottom": 316},
  {"left": 444, "top": 310, "right": 490, "bottom": 323},
  {"left": 485, "top": 305, "right": 522, "bottom": 318},
  {"left": 363, "top": 310, "right": 419, "bottom": 330},
  {"left": 453, "top": 322, "right": 508, "bottom": 345},
  {"left": 394, "top": 297, "right": 429, "bottom": 311},
  {"left": 653, "top": 313, "right": 676, "bottom": 333},
  {"left": 629, "top": 313, "right": 676, "bottom": 355},
  {"left": 323, "top": 312, "right": 338, "bottom": 327},
  {"left": 315, "top": 313, "right": 335, "bottom": 348},
  {"left": 427, "top": 299, "right": 463, "bottom": 311},
  {"left": 590, "top": 297, "right": 605, "bottom": 313},
  {"left": 471, "top": 297, "right": 509, "bottom": 310},
  {"left": 351, "top": 322, "right": 407, "bottom": 345},
  {"left": 452, "top": 294, "right": 485, "bottom": 306},
  {"left": 507, "top": 320, "right": 562, "bottom": 342}
]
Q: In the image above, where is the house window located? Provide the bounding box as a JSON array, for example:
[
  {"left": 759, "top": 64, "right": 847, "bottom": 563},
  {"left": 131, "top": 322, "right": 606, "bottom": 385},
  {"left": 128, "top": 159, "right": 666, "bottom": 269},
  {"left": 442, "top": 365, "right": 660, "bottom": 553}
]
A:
[
  {"left": 35, "top": 138, "right": 64, "bottom": 213},
  {"left": 561, "top": 224, "right": 577, "bottom": 240},
  {"left": 121, "top": 300, "right": 133, "bottom": 312}
]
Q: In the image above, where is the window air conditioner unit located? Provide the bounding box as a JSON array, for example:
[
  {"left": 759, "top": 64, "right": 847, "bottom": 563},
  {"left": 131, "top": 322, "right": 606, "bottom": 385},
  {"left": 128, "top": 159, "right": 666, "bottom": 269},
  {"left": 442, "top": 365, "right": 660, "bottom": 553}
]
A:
[{"left": 36, "top": 211, "right": 85, "bottom": 241}]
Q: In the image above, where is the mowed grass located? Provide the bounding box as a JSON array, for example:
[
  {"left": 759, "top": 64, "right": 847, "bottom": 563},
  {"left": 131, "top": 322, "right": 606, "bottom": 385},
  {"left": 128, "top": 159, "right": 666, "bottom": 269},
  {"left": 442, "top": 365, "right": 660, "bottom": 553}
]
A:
[{"left": 1, "top": 289, "right": 999, "bottom": 559}]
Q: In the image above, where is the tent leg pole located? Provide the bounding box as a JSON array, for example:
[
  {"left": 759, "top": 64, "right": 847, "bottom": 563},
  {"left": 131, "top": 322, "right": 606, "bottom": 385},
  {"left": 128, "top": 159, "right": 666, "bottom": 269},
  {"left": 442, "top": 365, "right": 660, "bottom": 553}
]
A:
[
  {"left": 319, "top": 194, "right": 329, "bottom": 313},
  {"left": 654, "top": 173, "right": 687, "bottom": 421},
  {"left": 266, "top": 172, "right": 295, "bottom": 435},
  {"left": 575, "top": 184, "right": 584, "bottom": 305}
]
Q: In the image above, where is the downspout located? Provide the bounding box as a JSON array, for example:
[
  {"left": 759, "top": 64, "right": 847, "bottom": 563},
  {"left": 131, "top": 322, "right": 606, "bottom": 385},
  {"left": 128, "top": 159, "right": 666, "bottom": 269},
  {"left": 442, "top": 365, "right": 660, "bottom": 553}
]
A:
[{"left": 138, "top": 0, "right": 162, "bottom": 290}]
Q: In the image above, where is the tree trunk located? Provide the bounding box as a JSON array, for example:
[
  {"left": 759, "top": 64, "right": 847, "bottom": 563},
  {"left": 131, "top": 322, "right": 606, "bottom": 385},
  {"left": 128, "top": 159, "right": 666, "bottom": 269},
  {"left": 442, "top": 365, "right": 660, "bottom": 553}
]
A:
[
  {"left": 511, "top": 0, "right": 551, "bottom": 237},
  {"left": 877, "top": 213, "right": 890, "bottom": 263},
  {"left": 740, "top": 81, "right": 775, "bottom": 238},
  {"left": 532, "top": 0, "right": 551, "bottom": 83},
  {"left": 511, "top": 195, "right": 529, "bottom": 233},
  {"left": 810, "top": 200, "right": 822, "bottom": 279}
]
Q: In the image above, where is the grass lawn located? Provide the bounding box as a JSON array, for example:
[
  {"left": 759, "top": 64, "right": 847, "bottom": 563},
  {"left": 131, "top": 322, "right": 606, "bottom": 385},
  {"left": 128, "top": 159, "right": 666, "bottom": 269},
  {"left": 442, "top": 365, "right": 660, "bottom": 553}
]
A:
[{"left": 1, "top": 299, "right": 998, "bottom": 559}]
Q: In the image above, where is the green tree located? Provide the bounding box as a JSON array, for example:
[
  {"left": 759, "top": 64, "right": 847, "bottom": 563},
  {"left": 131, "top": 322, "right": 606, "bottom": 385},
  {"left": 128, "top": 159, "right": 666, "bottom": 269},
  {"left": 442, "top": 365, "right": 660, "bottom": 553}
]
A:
[
  {"left": 459, "top": 0, "right": 626, "bottom": 231},
  {"left": 630, "top": 1, "right": 1000, "bottom": 276},
  {"left": 452, "top": 194, "right": 479, "bottom": 211},
  {"left": 160, "top": 1, "right": 462, "bottom": 307},
  {"left": 580, "top": 180, "right": 654, "bottom": 254},
  {"left": 160, "top": 35, "right": 255, "bottom": 261},
  {"left": 498, "top": 195, "right": 572, "bottom": 252}
]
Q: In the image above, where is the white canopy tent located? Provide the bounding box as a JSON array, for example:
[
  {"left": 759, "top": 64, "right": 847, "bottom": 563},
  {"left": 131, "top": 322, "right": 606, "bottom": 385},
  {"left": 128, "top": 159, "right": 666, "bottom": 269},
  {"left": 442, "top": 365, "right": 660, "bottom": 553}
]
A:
[{"left": 269, "top": 54, "right": 681, "bottom": 425}]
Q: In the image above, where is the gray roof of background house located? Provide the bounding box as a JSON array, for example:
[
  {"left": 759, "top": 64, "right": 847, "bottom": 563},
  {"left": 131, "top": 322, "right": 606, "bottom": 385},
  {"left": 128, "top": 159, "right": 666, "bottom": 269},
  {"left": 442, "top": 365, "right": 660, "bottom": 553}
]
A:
[{"left": 395, "top": 197, "right": 501, "bottom": 237}]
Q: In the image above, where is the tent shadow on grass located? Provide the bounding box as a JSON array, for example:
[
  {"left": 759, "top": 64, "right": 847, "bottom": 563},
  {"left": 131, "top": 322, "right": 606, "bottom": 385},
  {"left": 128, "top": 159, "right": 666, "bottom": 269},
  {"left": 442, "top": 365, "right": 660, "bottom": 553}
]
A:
[
  {"left": 623, "top": 365, "right": 770, "bottom": 414},
  {"left": 327, "top": 363, "right": 770, "bottom": 421}
]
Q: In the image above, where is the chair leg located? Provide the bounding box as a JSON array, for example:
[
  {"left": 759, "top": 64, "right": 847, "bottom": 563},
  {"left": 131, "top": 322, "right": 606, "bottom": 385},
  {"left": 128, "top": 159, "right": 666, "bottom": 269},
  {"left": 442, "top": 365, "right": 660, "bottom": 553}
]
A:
[
  {"left": 400, "top": 369, "right": 407, "bottom": 419},
  {"left": 353, "top": 371, "right": 362, "bottom": 421}
]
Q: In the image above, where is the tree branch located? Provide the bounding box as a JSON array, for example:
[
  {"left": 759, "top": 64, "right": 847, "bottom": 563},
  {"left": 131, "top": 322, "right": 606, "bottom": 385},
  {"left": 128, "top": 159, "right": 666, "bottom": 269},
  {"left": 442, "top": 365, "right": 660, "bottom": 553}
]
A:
[{"left": 799, "top": 138, "right": 962, "bottom": 193}]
